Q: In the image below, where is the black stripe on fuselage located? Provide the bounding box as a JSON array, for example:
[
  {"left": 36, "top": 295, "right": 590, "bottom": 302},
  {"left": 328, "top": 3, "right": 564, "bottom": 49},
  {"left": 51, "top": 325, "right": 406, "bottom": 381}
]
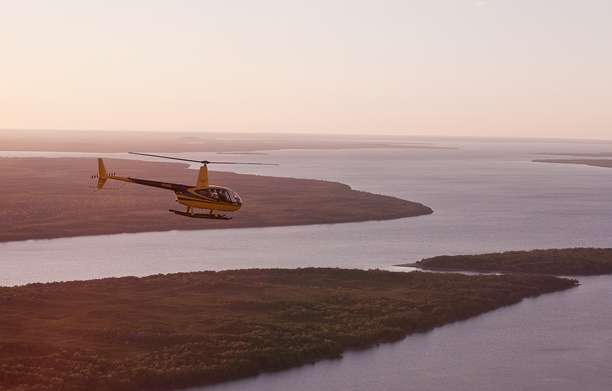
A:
[{"left": 128, "top": 177, "right": 189, "bottom": 191}]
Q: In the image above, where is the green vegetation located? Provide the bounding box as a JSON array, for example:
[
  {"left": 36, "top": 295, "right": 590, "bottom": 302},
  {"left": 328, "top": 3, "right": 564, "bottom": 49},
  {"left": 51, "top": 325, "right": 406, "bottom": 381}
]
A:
[
  {"left": 412, "top": 248, "right": 612, "bottom": 275},
  {"left": 0, "top": 268, "right": 575, "bottom": 391}
]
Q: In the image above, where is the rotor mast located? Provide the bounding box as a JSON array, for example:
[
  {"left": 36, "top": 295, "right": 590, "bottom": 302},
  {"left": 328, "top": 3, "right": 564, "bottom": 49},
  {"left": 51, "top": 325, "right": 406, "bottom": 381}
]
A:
[{"left": 197, "top": 165, "right": 208, "bottom": 187}]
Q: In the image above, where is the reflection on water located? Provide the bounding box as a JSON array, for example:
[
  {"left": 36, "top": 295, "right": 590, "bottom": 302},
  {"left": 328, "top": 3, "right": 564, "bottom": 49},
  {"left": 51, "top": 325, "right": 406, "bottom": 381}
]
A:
[{"left": 2, "top": 141, "right": 612, "bottom": 390}]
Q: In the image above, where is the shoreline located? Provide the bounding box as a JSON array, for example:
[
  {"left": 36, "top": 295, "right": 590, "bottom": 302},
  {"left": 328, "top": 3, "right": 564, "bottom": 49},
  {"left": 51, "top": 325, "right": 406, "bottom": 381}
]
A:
[
  {"left": 0, "top": 157, "right": 433, "bottom": 243},
  {"left": 0, "top": 213, "right": 433, "bottom": 246}
]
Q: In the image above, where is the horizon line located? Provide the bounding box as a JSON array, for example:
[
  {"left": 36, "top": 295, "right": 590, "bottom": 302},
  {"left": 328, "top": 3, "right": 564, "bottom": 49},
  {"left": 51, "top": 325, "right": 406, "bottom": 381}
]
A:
[{"left": 1, "top": 128, "right": 612, "bottom": 144}]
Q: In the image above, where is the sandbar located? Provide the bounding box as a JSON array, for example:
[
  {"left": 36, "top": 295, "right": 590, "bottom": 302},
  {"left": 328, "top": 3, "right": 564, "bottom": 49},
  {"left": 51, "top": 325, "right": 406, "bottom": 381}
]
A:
[{"left": 0, "top": 157, "right": 432, "bottom": 242}]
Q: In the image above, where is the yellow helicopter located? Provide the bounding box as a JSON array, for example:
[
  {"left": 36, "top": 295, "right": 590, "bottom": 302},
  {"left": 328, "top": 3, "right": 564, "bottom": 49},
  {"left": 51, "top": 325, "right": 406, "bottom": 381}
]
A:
[{"left": 95, "top": 152, "right": 277, "bottom": 219}]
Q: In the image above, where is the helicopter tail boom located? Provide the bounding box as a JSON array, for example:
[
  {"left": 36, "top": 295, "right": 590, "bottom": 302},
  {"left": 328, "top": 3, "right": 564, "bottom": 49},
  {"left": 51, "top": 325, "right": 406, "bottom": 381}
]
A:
[{"left": 95, "top": 158, "right": 190, "bottom": 192}]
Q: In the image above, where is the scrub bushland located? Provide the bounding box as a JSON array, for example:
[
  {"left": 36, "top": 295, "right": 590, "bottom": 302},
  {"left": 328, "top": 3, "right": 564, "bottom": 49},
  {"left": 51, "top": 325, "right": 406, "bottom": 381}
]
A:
[
  {"left": 412, "top": 248, "right": 612, "bottom": 275},
  {"left": 0, "top": 268, "right": 576, "bottom": 391}
]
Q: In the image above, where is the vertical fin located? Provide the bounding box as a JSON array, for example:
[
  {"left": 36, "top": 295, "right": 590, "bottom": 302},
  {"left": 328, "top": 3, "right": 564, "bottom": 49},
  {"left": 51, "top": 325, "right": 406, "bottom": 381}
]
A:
[
  {"left": 97, "top": 158, "right": 108, "bottom": 189},
  {"left": 196, "top": 164, "right": 208, "bottom": 187}
]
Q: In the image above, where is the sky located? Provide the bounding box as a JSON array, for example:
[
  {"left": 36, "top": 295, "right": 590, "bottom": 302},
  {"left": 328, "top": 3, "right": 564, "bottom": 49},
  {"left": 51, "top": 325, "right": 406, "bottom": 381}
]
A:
[{"left": 1, "top": 0, "right": 611, "bottom": 139}]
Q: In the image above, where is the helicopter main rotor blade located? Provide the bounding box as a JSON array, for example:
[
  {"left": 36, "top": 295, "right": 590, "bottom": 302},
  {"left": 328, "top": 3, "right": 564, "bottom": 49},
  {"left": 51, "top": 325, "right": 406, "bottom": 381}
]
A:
[
  {"left": 129, "top": 152, "right": 205, "bottom": 163},
  {"left": 206, "top": 161, "right": 278, "bottom": 165},
  {"left": 128, "top": 152, "right": 278, "bottom": 165}
]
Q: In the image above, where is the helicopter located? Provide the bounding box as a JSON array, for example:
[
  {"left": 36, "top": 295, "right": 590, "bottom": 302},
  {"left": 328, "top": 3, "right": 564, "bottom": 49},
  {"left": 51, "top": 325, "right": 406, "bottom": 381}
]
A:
[{"left": 94, "top": 152, "right": 277, "bottom": 219}]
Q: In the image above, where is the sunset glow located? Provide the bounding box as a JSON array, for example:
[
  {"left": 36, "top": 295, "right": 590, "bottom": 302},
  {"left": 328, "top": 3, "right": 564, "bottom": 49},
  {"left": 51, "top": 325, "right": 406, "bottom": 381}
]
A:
[{"left": 1, "top": 0, "right": 611, "bottom": 138}]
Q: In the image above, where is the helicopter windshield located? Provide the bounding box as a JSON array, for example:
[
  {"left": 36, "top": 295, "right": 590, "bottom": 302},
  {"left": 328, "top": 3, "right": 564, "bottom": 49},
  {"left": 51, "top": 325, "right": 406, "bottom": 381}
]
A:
[
  {"left": 196, "top": 188, "right": 241, "bottom": 204},
  {"left": 218, "top": 189, "right": 232, "bottom": 203},
  {"left": 196, "top": 188, "right": 218, "bottom": 199}
]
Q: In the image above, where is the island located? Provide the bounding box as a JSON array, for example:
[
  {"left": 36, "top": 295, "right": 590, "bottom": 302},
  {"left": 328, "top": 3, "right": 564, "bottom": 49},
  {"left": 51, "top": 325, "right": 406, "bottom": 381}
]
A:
[
  {"left": 0, "top": 157, "right": 433, "bottom": 242},
  {"left": 0, "top": 268, "right": 577, "bottom": 391},
  {"left": 535, "top": 152, "right": 612, "bottom": 157},
  {"left": 533, "top": 159, "right": 612, "bottom": 169},
  {"left": 405, "top": 248, "right": 612, "bottom": 275}
]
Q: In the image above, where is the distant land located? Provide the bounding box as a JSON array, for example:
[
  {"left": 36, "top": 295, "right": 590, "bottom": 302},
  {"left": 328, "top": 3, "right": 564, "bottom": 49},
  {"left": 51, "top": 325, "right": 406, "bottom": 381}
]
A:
[
  {"left": 534, "top": 158, "right": 612, "bottom": 169},
  {"left": 0, "top": 158, "right": 432, "bottom": 242},
  {"left": 404, "top": 248, "right": 612, "bottom": 275},
  {"left": 0, "top": 268, "right": 577, "bottom": 391},
  {"left": 536, "top": 152, "right": 612, "bottom": 157},
  {"left": 0, "top": 129, "right": 447, "bottom": 153}
]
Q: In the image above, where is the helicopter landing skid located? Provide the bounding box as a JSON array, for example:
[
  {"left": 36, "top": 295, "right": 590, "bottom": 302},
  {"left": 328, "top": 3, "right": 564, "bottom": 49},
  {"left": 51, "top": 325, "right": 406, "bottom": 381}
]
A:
[{"left": 169, "top": 209, "right": 232, "bottom": 220}]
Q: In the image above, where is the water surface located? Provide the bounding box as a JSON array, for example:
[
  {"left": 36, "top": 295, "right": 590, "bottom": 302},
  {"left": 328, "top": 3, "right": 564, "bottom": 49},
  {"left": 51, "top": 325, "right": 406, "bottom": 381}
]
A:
[
  {"left": 2, "top": 141, "right": 612, "bottom": 391},
  {"left": 2, "top": 142, "right": 611, "bottom": 285}
]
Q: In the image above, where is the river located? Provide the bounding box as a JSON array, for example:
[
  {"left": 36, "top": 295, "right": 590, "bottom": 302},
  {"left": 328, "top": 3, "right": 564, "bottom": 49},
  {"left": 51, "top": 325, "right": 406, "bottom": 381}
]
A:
[{"left": 1, "top": 140, "right": 611, "bottom": 390}]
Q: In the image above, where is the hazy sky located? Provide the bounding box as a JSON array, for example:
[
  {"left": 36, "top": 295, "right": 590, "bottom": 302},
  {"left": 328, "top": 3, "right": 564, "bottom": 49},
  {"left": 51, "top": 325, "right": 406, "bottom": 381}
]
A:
[{"left": 1, "top": 0, "right": 611, "bottom": 139}]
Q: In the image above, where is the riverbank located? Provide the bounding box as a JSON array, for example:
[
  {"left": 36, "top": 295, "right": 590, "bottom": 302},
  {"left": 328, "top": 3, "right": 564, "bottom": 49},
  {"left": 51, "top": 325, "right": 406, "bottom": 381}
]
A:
[
  {"left": 404, "top": 248, "right": 612, "bottom": 275},
  {"left": 0, "top": 157, "right": 432, "bottom": 242},
  {"left": 0, "top": 268, "right": 577, "bottom": 391}
]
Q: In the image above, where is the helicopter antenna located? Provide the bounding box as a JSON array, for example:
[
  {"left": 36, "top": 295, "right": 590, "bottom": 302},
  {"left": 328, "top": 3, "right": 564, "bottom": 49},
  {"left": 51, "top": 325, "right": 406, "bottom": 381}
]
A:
[{"left": 128, "top": 152, "right": 278, "bottom": 165}]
